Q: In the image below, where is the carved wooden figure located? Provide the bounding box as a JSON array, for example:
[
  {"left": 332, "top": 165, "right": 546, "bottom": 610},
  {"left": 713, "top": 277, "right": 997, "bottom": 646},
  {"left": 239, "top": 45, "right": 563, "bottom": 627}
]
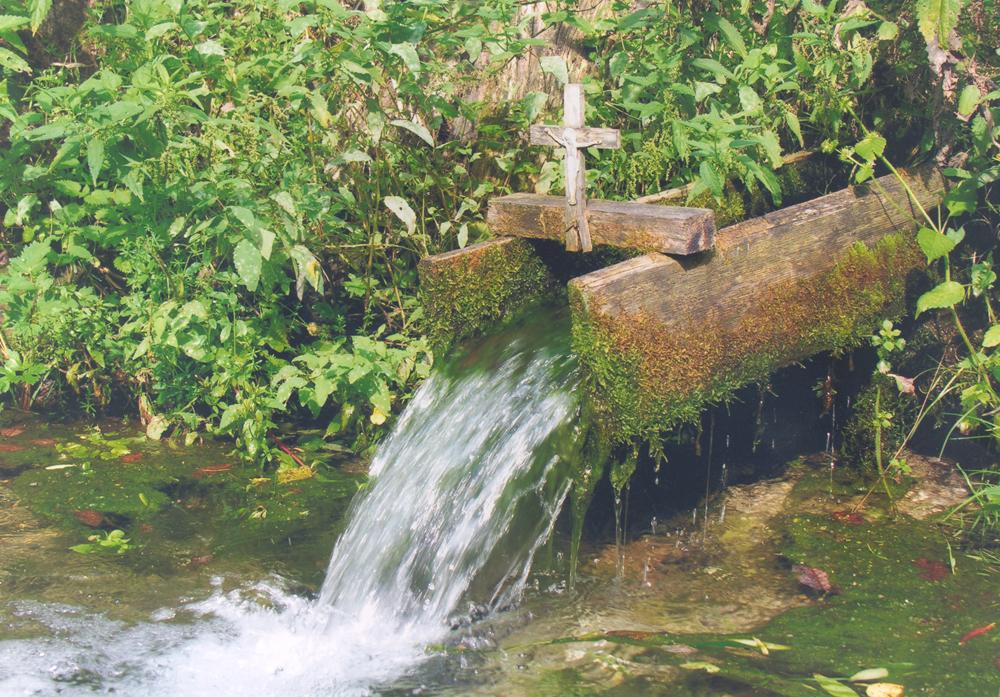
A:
[{"left": 529, "top": 83, "right": 620, "bottom": 252}]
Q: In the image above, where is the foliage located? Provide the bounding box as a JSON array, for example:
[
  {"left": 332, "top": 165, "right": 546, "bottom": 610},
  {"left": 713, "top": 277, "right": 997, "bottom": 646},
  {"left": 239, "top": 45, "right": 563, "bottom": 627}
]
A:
[
  {"left": 0, "top": 0, "right": 544, "bottom": 462},
  {"left": 70, "top": 528, "right": 135, "bottom": 554}
]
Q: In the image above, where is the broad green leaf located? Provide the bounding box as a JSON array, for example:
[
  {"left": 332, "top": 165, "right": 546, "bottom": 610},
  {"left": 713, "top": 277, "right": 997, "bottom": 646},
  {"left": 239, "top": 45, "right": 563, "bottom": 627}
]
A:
[
  {"left": 848, "top": 668, "right": 889, "bottom": 682},
  {"left": 699, "top": 160, "right": 723, "bottom": 198},
  {"left": 738, "top": 85, "right": 762, "bottom": 113},
  {"left": 982, "top": 325, "right": 1000, "bottom": 348},
  {"left": 146, "top": 415, "right": 169, "bottom": 441},
  {"left": 384, "top": 196, "right": 416, "bottom": 235},
  {"left": 28, "top": 0, "right": 50, "bottom": 32},
  {"left": 0, "top": 15, "right": 30, "bottom": 33},
  {"left": 390, "top": 118, "right": 434, "bottom": 147},
  {"left": 854, "top": 133, "right": 886, "bottom": 161},
  {"left": 877, "top": 21, "right": 899, "bottom": 40},
  {"left": 196, "top": 39, "right": 225, "bottom": 56},
  {"left": 145, "top": 22, "right": 178, "bottom": 40},
  {"left": 0, "top": 46, "right": 30, "bottom": 74},
  {"left": 234, "top": 239, "right": 262, "bottom": 292},
  {"left": 464, "top": 36, "right": 482, "bottom": 63},
  {"left": 958, "top": 84, "right": 981, "bottom": 116},
  {"left": 916, "top": 226, "right": 955, "bottom": 262},
  {"left": 813, "top": 674, "right": 859, "bottom": 697},
  {"left": 784, "top": 110, "right": 804, "bottom": 147},
  {"left": 271, "top": 191, "right": 296, "bottom": 216},
  {"left": 915, "top": 280, "right": 965, "bottom": 317},
  {"left": 756, "top": 130, "right": 783, "bottom": 167},
  {"left": 87, "top": 137, "right": 105, "bottom": 187},
  {"left": 389, "top": 43, "right": 420, "bottom": 74},
  {"left": 716, "top": 17, "right": 747, "bottom": 57},
  {"left": 916, "top": 0, "right": 962, "bottom": 44},
  {"left": 539, "top": 55, "right": 568, "bottom": 86}
]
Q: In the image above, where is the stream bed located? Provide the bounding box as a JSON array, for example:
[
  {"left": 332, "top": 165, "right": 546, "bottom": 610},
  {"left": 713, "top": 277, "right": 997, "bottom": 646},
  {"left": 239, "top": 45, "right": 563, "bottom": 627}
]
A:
[{"left": 1, "top": 414, "right": 998, "bottom": 696}]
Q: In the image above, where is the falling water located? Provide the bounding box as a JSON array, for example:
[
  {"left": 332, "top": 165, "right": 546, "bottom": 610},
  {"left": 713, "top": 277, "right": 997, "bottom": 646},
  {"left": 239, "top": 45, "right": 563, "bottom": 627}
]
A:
[{"left": 0, "top": 312, "right": 584, "bottom": 697}]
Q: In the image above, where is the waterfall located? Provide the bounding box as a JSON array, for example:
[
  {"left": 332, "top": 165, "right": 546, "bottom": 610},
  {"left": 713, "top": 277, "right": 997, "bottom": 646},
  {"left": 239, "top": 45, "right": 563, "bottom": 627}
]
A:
[{"left": 0, "top": 312, "right": 584, "bottom": 697}]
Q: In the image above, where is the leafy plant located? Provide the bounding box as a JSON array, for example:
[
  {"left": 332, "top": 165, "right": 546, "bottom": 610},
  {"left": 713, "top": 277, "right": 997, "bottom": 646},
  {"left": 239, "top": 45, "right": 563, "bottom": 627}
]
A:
[{"left": 70, "top": 528, "right": 135, "bottom": 555}]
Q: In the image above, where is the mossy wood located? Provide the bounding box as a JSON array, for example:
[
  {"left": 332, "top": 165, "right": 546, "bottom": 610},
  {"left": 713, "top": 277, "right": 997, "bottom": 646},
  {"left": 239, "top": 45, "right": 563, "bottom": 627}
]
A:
[
  {"left": 487, "top": 195, "right": 715, "bottom": 254},
  {"left": 570, "top": 167, "right": 945, "bottom": 442},
  {"left": 417, "top": 237, "right": 553, "bottom": 354}
]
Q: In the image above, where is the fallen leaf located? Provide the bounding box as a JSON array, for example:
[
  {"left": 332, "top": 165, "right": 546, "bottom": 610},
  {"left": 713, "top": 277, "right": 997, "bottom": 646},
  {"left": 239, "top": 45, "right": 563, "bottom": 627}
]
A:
[
  {"left": 793, "top": 565, "right": 837, "bottom": 595},
  {"left": 681, "top": 661, "right": 720, "bottom": 673},
  {"left": 866, "top": 683, "right": 904, "bottom": 697},
  {"left": 0, "top": 443, "right": 24, "bottom": 453},
  {"left": 850, "top": 668, "right": 889, "bottom": 682},
  {"left": 960, "top": 622, "right": 996, "bottom": 645},
  {"left": 192, "top": 463, "right": 233, "bottom": 478},
  {"left": 120, "top": 452, "right": 144, "bottom": 463},
  {"left": 30, "top": 438, "right": 56, "bottom": 446},
  {"left": 277, "top": 465, "right": 314, "bottom": 484},
  {"left": 914, "top": 558, "right": 949, "bottom": 582},
  {"left": 73, "top": 510, "right": 105, "bottom": 527},
  {"left": 0, "top": 426, "right": 25, "bottom": 437},
  {"left": 832, "top": 510, "right": 867, "bottom": 525},
  {"left": 190, "top": 554, "right": 214, "bottom": 566},
  {"left": 888, "top": 373, "right": 916, "bottom": 395}
]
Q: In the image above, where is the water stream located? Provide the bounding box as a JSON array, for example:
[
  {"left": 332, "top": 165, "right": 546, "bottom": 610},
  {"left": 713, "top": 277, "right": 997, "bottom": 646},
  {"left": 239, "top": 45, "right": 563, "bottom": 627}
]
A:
[{"left": 0, "top": 314, "right": 584, "bottom": 696}]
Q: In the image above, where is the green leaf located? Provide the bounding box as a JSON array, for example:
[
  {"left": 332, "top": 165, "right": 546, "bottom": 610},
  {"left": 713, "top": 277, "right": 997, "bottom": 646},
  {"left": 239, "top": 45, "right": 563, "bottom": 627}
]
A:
[
  {"left": 877, "top": 21, "right": 899, "bottom": 40},
  {"left": 86, "top": 137, "right": 105, "bottom": 187},
  {"left": 756, "top": 130, "right": 783, "bottom": 168},
  {"left": 145, "top": 22, "right": 178, "bottom": 40},
  {"left": 680, "top": 662, "right": 721, "bottom": 673},
  {"left": 271, "top": 191, "right": 296, "bottom": 216},
  {"left": 958, "top": 84, "right": 981, "bottom": 116},
  {"left": 982, "top": 325, "right": 1000, "bottom": 348},
  {"left": 813, "top": 674, "right": 859, "bottom": 697},
  {"left": 234, "top": 239, "right": 262, "bottom": 292},
  {"left": 384, "top": 196, "right": 416, "bottom": 236},
  {"left": 916, "top": 226, "right": 956, "bottom": 262},
  {"left": 784, "top": 110, "right": 804, "bottom": 147},
  {"left": 716, "top": 17, "right": 747, "bottom": 57},
  {"left": 539, "top": 55, "right": 568, "bottom": 86},
  {"left": 390, "top": 118, "right": 434, "bottom": 147},
  {"left": 0, "top": 46, "right": 30, "bottom": 74},
  {"left": 738, "top": 85, "right": 761, "bottom": 113},
  {"left": 389, "top": 43, "right": 420, "bottom": 74},
  {"left": 854, "top": 133, "right": 886, "bottom": 161},
  {"left": 848, "top": 668, "right": 889, "bottom": 682},
  {"left": 699, "top": 160, "right": 724, "bottom": 198},
  {"left": 916, "top": 0, "right": 962, "bottom": 44},
  {"left": 0, "top": 15, "right": 30, "bottom": 33},
  {"left": 28, "top": 0, "right": 50, "bottom": 32},
  {"left": 915, "top": 280, "right": 965, "bottom": 317},
  {"left": 196, "top": 39, "right": 225, "bottom": 56},
  {"left": 464, "top": 36, "right": 482, "bottom": 63}
]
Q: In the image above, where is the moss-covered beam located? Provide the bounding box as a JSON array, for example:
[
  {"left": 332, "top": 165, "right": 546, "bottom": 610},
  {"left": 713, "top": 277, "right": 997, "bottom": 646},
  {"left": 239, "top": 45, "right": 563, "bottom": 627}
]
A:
[
  {"left": 569, "top": 167, "right": 945, "bottom": 443},
  {"left": 418, "top": 237, "right": 554, "bottom": 355}
]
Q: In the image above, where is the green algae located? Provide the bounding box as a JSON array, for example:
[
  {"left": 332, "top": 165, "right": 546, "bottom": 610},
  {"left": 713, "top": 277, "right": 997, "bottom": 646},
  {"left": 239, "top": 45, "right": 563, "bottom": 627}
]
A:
[
  {"left": 570, "top": 234, "right": 924, "bottom": 448},
  {"left": 418, "top": 237, "right": 555, "bottom": 355}
]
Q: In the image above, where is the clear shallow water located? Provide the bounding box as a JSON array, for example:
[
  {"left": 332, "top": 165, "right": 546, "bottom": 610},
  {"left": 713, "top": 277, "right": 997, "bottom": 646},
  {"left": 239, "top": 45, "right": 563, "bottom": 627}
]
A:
[{"left": 0, "top": 312, "right": 585, "bottom": 696}]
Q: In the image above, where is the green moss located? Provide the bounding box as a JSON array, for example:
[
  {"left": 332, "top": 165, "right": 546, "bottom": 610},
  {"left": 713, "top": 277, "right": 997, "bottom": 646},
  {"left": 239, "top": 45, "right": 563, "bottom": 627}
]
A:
[
  {"left": 418, "top": 238, "right": 554, "bottom": 355},
  {"left": 571, "top": 233, "right": 924, "bottom": 446}
]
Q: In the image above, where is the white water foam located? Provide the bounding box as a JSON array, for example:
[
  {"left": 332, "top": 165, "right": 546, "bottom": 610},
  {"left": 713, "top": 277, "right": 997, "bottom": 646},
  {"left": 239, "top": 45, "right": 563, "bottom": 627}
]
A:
[{"left": 0, "top": 329, "right": 580, "bottom": 696}]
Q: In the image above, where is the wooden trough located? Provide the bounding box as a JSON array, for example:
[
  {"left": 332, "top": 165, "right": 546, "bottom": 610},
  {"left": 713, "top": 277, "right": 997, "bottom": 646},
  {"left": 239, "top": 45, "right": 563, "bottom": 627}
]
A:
[{"left": 420, "top": 165, "right": 946, "bottom": 443}]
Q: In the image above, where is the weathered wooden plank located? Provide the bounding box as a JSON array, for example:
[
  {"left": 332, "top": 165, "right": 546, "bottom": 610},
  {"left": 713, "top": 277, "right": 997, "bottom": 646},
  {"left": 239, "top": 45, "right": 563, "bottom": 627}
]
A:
[
  {"left": 529, "top": 125, "right": 621, "bottom": 149},
  {"left": 573, "top": 167, "right": 944, "bottom": 324},
  {"left": 569, "top": 166, "right": 946, "bottom": 443},
  {"left": 488, "top": 194, "right": 715, "bottom": 255}
]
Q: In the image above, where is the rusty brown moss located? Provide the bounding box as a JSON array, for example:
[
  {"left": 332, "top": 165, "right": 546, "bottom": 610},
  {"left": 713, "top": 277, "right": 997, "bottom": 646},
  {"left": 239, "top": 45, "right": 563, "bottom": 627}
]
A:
[
  {"left": 418, "top": 238, "right": 554, "bottom": 355},
  {"left": 571, "top": 233, "right": 924, "bottom": 443}
]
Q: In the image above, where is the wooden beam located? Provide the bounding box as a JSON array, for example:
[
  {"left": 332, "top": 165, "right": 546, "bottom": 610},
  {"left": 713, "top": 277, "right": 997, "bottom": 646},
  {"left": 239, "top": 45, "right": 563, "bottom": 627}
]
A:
[
  {"left": 569, "top": 166, "right": 947, "bottom": 442},
  {"left": 572, "top": 167, "right": 944, "bottom": 324},
  {"left": 487, "top": 194, "right": 715, "bottom": 255},
  {"left": 529, "top": 125, "right": 621, "bottom": 149}
]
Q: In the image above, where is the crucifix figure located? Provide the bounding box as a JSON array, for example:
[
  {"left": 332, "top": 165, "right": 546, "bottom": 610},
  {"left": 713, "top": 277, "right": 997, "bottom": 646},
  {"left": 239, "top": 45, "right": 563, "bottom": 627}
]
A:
[{"left": 529, "top": 83, "right": 620, "bottom": 252}]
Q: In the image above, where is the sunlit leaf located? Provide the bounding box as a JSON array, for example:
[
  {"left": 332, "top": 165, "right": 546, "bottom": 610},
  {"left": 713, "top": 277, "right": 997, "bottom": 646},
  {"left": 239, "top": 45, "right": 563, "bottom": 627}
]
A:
[
  {"left": 539, "top": 55, "right": 568, "bottom": 86},
  {"left": 915, "top": 281, "right": 965, "bottom": 317},
  {"left": 390, "top": 118, "right": 434, "bottom": 147},
  {"left": 384, "top": 196, "right": 416, "bottom": 235},
  {"left": 233, "top": 239, "right": 262, "bottom": 292},
  {"left": 916, "top": 226, "right": 955, "bottom": 262}
]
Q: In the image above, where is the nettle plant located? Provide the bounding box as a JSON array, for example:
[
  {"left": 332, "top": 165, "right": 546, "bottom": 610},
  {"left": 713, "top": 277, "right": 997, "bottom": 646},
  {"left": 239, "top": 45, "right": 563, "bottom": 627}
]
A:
[
  {"left": 0, "top": 0, "right": 545, "bottom": 461},
  {"left": 548, "top": 0, "right": 900, "bottom": 202}
]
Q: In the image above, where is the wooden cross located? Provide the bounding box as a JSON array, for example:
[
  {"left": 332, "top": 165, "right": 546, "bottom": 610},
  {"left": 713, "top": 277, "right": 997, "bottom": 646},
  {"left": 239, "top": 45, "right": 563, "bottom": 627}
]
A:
[{"left": 529, "top": 83, "right": 620, "bottom": 252}]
